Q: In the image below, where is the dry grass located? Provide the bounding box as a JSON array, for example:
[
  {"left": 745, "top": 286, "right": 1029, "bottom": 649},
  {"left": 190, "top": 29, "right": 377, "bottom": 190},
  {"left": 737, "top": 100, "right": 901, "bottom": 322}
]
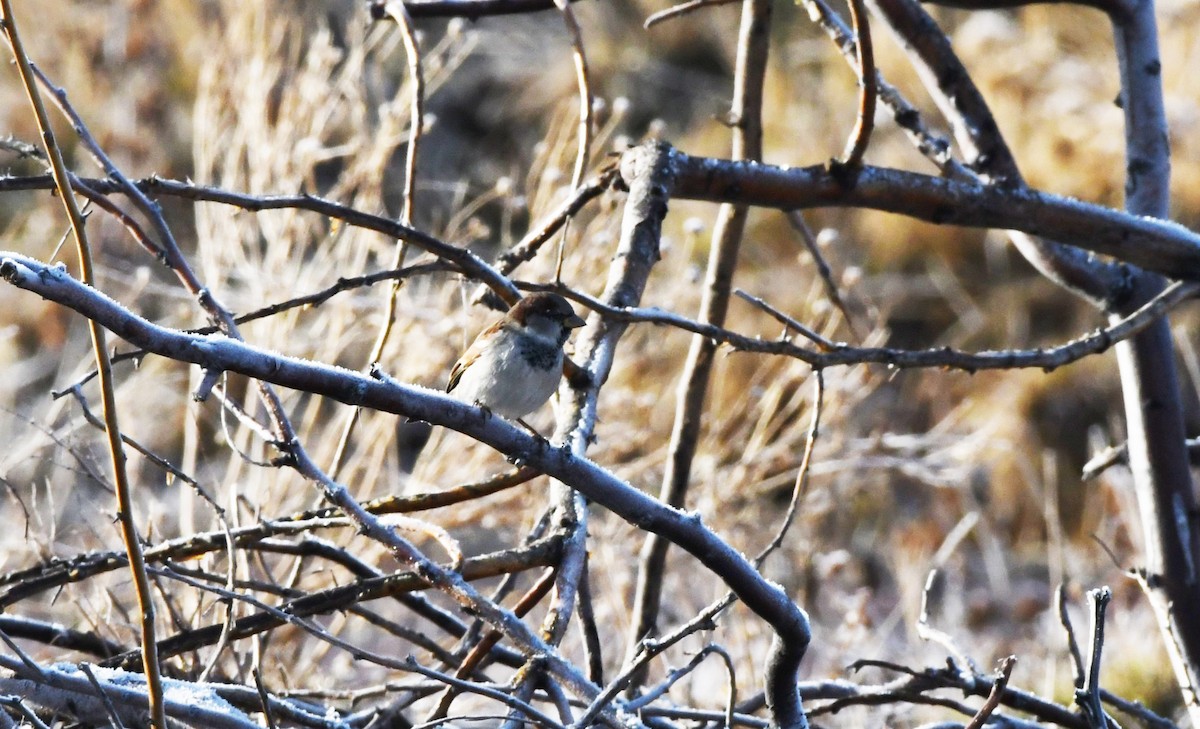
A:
[{"left": 0, "top": 0, "right": 1195, "bottom": 725}]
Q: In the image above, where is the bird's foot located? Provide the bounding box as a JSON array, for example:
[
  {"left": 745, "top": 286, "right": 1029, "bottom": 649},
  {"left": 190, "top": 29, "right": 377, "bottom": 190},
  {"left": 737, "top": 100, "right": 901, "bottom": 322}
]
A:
[{"left": 517, "top": 418, "right": 551, "bottom": 448}]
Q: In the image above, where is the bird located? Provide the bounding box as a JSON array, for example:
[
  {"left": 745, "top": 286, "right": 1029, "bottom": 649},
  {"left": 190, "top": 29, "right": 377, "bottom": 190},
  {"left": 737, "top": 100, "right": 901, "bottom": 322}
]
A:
[{"left": 446, "top": 292, "right": 586, "bottom": 424}]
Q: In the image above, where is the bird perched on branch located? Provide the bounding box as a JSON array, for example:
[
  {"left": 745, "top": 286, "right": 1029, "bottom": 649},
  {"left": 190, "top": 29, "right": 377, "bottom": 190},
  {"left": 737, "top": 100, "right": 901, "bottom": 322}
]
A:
[
  {"left": 395, "top": 293, "right": 585, "bottom": 475},
  {"left": 446, "top": 292, "right": 586, "bottom": 423}
]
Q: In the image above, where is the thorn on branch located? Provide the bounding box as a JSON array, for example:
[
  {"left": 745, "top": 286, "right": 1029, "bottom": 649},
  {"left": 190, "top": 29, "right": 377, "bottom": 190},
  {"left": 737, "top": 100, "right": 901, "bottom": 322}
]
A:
[{"left": 192, "top": 368, "right": 221, "bottom": 402}]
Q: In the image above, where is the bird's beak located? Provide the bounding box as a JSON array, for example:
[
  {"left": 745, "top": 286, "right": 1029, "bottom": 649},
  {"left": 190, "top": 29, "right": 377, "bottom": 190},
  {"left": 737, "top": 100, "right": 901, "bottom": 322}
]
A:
[{"left": 566, "top": 314, "right": 586, "bottom": 329}]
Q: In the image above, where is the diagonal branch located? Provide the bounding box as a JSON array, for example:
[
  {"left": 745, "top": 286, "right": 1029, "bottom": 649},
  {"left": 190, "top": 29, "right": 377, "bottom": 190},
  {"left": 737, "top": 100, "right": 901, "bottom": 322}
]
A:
[
  {"left": 0, "top": 5, "right": 164, "bottom": 726},
  {"left": 1, "top": 235, "right": 812, "bottom": 728},
  {"left": 865, "top": 0, "right": 1123, "bottom": 304}
]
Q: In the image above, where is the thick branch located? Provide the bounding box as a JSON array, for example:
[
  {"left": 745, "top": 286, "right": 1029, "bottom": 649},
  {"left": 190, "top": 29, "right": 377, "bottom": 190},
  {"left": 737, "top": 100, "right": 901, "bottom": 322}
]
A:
[
  {"left": 0, "top": 245, "right": 811, "bottom": 729},
  {"left": 1109, "top": 3, "right": 1200, "bottom": 721},
  {"left": 868, "top": 0, "right": 1119, "bottom": 304},
  {"left": 664, "top": 154, "right": 1200, "bottom": 282},
  {"left": 3, "top": 170, "right": 1197, "bottom": 284}
]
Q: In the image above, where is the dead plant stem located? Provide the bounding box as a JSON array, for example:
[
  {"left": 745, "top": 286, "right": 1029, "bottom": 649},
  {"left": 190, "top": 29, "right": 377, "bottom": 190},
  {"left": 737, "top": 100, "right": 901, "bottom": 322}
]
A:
[{"left": 0, "top": 3, "right": 165, "bottom": 726}]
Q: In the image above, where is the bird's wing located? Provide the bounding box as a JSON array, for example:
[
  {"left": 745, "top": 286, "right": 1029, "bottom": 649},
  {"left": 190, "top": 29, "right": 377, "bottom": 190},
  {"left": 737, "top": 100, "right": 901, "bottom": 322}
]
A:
[{"left": 446, "top": 320, "right": 503, "bottom": 392}]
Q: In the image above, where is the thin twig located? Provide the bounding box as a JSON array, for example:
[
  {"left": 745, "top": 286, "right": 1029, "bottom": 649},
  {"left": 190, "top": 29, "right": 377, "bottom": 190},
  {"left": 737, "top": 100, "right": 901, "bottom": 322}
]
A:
[
  {"left": 836, "top": 658, "right": 1086, "bottom": 726},
  {"left": 786, "top": 211, "right": 860, "bottom": 339},
  {"left": 734, "top": 288, "right": 836, "bottom": 349},
  {"left": 964, "top": 656, "right": 1015, "bottom": 729},
  {"left": 59, "top": 384, "right": 225, "bottom": 511},
  {"left": 644, "top": 0, "right": 739, "bottom": 27},
  {"left": 755, "top": 370, "right": 824, "bottom": 563},
  {"left": 404, "top": 657, "right": 567, "bottom": 729},
  {"left": 370, "top": 0, "right": 586, "bottom": 19},
  {"left": 0, "top": 623, "right": 47, "bottom": 679},
  {"left": 838, "top": 0, "right": 875, "bottom": 168},
  {"left": 1076, "top": 587, "right": 1113, "bottom": 729},
  {"left": 79, "top": 663, "right": 128, "bottom": 729},
  {"left": 575, "top": 556, "right": 604, "bottom": 685},
  {"left": 328, "top": 0, "right": 427, "bottom": 479},
  {"left": 1082, "top": 437, "right": 1200, "bottom": 480},
  {"left": 554, "top": 0, "right": 592, "bottom": 193},
  {"left": 572, "top": 598, "right": 728, "bottom": 727},
  {"left": 532, "top": 278, "right": 1200, "bottom": 372},
  {"left": 252, "top": 668, "right": 279, "bottom": 729},
  {"left": 551, "top": 0, "right": 593, "bottom": 282},
  {"left": 427, "top": 567, "right": 558, "bottom": 721},
  {"left": 230, "top": 260, "right": 450, "bottom": 326},
  {"left": 492, "top": 171, "right": 615, "bottom": 277},
  {"left": 0, "top": 697, "right": 50, "bottom": 729},
  {"left": 624, "top": 645, "right": 737, "bottom": 714},
  {"left": 917, "top": 569, "right": 978, "bottom": 674},
  {"left": 801, "top": 0, "right": 970, "bottom": 179},
  {"left": 0, "top": 5, "right": 165, "bottom": 726},
  {"left": 1056, "top": 583, "right": 1087, "bottom": 688}
]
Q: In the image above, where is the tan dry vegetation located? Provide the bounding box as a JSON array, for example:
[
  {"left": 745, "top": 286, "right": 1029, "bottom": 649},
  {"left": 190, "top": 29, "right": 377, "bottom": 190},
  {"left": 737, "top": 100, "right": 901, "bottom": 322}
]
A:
[{"left": 0, "top": 0, "right": 1196, "bottom": 725}]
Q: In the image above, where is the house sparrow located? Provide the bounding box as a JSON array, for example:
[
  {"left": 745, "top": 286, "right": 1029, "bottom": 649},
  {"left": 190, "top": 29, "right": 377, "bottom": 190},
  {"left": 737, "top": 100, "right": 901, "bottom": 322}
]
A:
[{"left": 446, "top": 292, "right": 586, "bottom": 421}]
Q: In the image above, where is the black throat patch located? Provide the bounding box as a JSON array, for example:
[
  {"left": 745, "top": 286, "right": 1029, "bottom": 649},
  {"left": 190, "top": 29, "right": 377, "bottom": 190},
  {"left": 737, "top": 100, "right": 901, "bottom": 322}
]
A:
[{"left": 518, "top": 337, "right": 560, "bottom": 370}]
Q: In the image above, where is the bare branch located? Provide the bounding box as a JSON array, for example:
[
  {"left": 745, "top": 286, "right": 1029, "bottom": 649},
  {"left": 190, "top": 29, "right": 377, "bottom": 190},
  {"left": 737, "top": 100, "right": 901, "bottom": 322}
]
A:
[
  {"left": 532, "top": 278, "right": 1199, "bottom": 372},
  {"left": 838, "top": 0, "right": 876, "bottom": 168},
  {"left": 0, "top": 6, "right": 163, "bottom": 725},
  {"left": 492, "top": 170, "right": 615, "bottom": 277},
  {"left": 644, "top": 0, "right": 740, "bottom": 27},
  {"left": 0, "top": 657, "right": 273, "bottom": 729},
  {"left": 627, "top": 0, "right": 773, "bottom": 693},
  {"left": 867, "top": 0, "right": 1121, "bottom": 303},
  {"left": 6, "top": 167, "right": 1199, "bottom": 286},
  {"left": 0, "top": 238, "right": 812, "bottom": 726},
  {"left": 1057, "top": 584, "right": 1088, "bottom": 688},
  {"left": 1076, "top": 587, "right": 1113, "bottom": 729},
  {"left": 785, "top": 212, "right": 860, "bottom": 338},
  {"left": 964, "top": 656, "right": 1016, "bottom": 729},
  {"left": 1108, "top": 4, "right": 1200, "bottom": 720},
  {"left": 665, "top": 152, "right": 1200, "bottom": 283}
]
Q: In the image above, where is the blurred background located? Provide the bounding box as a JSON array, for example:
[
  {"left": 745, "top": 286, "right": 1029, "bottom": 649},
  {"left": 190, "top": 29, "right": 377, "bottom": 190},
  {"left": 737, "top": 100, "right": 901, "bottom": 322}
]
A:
[{"left": 0, "top": 0, "right": 1198, "bottom": 723}]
